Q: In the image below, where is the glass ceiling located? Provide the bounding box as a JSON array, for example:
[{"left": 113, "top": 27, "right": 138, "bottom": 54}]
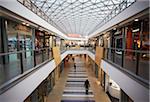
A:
[{"left": 30, "top": 0, "right": 135, "bottom": 37}]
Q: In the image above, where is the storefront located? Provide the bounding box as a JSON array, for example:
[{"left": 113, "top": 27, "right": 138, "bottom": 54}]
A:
[
  {"left": 35, "top": 30, "right": 45, "bottom": 50},
  {"left": 124, "top": 16, "right": 149, "bottom": 80},
  {"left": 6, "top": 19, "right": 33, "bottom": 59},
  {"left": 100, "top": 70, "right": 121, "bottom": 102},
  {"left": 24, "top": 69, "right": 56, "bottom": 102},
  {"left": 0, "top": 17, "right": 35, "bottom": 73},
  {"left": 100, "top": 69, "right": 134, "bottom": 102}
]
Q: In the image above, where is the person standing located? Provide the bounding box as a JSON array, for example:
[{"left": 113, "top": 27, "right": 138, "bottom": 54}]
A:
[{"left": 84, "top": 79, "right": 90, "bottom": 94}]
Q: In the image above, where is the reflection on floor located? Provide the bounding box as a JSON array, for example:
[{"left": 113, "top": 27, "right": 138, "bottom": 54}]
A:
[
  {"left": 47, "top": 55, "right": 111, "bottom": 102},
  {"left": 61, "top": 58, "right": 95, "bottom": 102}
]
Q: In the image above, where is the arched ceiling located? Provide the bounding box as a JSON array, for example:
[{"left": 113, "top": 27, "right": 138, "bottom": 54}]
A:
[{"left": 31, "top": 0, "right": 135, "bottom": 37}]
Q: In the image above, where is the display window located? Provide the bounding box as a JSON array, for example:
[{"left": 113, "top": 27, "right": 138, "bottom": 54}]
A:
[
  {"left": 5, "top": 19, "right": 33, "bottom": 61},
  {"left": 6, "top": 20, "right": 32, "bottom": 52},
  {"left": 35, "top": 30, "right": 45, "bottom": 49}
]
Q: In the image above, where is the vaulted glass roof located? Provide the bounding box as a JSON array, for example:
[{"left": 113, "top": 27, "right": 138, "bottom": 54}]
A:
[{"left": 30, "top": 0, "right": 135, "bottom": 37}]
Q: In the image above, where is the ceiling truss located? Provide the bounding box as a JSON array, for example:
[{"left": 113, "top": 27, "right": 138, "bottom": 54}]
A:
[{"left": 19, "top": 0, "right": 135, "bottom": 37}]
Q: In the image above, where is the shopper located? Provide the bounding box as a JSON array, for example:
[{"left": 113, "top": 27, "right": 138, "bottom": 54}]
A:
[
  {"left": 72, "top": 57, "right": 75, "bottom": 62},
  {"left": 74, "top": 63, "right": 76, "bottom": 72},
  {"left": 84, "top": 79, "right": 90, "bottom": 94}
]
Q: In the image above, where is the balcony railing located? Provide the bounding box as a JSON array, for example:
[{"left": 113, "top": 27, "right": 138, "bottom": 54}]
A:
[
  {"left": 0, "top": 47, "right": 53, "bottom": 93},
  {"left": 62, "top": 45, "right": 96, "bottom": 54},
  {"left": 0, "top": 45, "right": 93, "bottom": 93},
  {"left": 103, "top": 47, "right": 149, "bottom": 86}
]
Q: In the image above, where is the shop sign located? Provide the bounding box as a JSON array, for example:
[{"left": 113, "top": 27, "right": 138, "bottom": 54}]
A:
[
  {"left": 15, "top": 24, "right": 32, "bottom": 35},
  {"left": 7, "top": 20, "right": 32, "bottom": 35}
]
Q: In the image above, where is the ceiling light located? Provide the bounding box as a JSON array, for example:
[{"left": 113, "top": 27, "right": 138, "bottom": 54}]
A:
[
  {"left": 113, "top": 28, "right": 116, "bottom": 30},
  {"left": 134, "top": 19, "right": 139, "bottom": 21},
  {"left": 26, "top": 23, "right": 30, "bottom": 26},
  {"left": 22, "top": 22, "right": 26, "bottom": 25}
]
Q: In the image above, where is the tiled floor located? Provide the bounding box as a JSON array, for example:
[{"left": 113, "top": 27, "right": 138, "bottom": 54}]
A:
[
  {"left": 46, "top": 55, "right": 111, "bottom": 102},
  {"left": 61, "top": 57, "right": 94, "bottom": 102}
]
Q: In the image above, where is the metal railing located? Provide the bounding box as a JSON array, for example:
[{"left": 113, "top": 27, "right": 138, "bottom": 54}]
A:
[
  {"left": 103, "top": 47, "right": 149, "bottom": 86},
  {"left": 0, "top": 47, "right": 53, "bottom": 88},
  {"left": 62, "top": 46, "right": 96, "bottom": 54}
]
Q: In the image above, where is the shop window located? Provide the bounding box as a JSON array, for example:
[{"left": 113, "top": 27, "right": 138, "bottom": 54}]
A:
[
  {"left": 6, "top": 20, "right": 18, "bottom": 52},
  {"left": 35, "top": 31, "right": 44, "bottom": 49},
  {"left": 141, "top": 18, "right": 149, "bottom": 51}
]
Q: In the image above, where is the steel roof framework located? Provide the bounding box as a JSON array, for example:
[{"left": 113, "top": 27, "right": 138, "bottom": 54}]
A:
[{"left": 20, "top": 0, "right": 135, "bottom": 37}]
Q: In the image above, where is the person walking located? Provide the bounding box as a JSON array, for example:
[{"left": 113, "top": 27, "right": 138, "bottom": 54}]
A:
[
  {"left": 74, "top": 63, "right": 76, "bottom": 72},
  {"left": 84, "top": 79, "right": 90, "bottom": 94},
  {"left": 72, "top": 57, "right": 75, "bottom": 62}
]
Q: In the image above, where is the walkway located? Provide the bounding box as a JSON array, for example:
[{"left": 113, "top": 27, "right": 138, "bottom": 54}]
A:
[{"left": 47, "top": 55, "right": 111, "bottom": 102}]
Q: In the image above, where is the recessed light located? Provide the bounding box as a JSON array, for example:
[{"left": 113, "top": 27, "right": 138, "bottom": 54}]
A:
[
  {"left": 26, "top": 24, "right": 29, "bottom": 26},
  {"left": 22, "top": 22, "right": 26, "bottom": 25},
  {"left": 113, "top": 28, "right": 116, "bottom": 30},
  {"left": 134, "top": 19, "right": 139, "bottom": 21}
]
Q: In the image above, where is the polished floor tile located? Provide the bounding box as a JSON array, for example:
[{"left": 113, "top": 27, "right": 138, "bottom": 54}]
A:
[{"left": 47, "top": 56, "right": 111, "bottom": 102}]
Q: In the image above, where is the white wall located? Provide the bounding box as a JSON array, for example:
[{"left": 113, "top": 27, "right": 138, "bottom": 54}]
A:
[
  {"left": 101, "top": 60, "right": 149, "bottom": 102},
  {"left": 0, "top": 50, "right": 94, "bottom": 102}
]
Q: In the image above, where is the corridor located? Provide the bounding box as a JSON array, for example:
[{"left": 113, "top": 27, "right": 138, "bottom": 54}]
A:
[{"left": 47, "top": 55, "right": 110, "bottom": 102}]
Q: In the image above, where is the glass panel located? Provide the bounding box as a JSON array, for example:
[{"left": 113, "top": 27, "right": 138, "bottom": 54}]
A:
[
  {"left": 138, "top": 51, "right": 149, "bottom": 81},
  {"left": 106, "top": 48, "right": 111, "bottom": 61},
  {"left": 19, "top": 35, "right": 25, "bottom": 51},
  {"left": 26, "top": 35, "right": 32, "bottom": 57},
  {"left": 0, "top": 20, "right": 22, "bottom": 85},
  {"left": 35, "top": 50, "right": 43, "bottom": 65},
  {"left": 0, "top": 53, "right": 21, "bottom": 85},
  {"left": 114, "top": 52, "right": 122, "bottom": 66},
  {"left": 24, "top": 35, "right": 34, "bottom": 71},
  {"left": 43, "top": 49, "right": 49, "bottom": 61},
  {"left": 124, "top": 50, "right": 136, "bottom": 74},
  {"left": 23, "top": 51, "right": 34, "bottom": 72},
  {"left": 8, "top": 35, "right": 17, "bottom": 52},
  {"left": 138, "top": 19, "right": 149, "bottom": 81}
]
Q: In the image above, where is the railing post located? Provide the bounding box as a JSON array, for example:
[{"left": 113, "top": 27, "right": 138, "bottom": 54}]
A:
[
  {"left": 121, "top": 50, "right": 124, "bottom": 67},
  {"left": 20, "top": 52, "right": 24, "bottom": 74},
  {"left": 48, "top": 48, "right": 50, "bottom": 59},
  {"left": 42, "top": 49, "right": 44, "bottom": 62},
  {"left": 136, "top": 52, "right": 139, "bottom": 75},
  {"left": 34, "top": 50, "right": 36, "bottom": 66},
  {"left": 112, "top": 49, "right": 115, "bottom": 62},
  {"left": 107, "top": 48, "right": 109, "bottom": 59}
]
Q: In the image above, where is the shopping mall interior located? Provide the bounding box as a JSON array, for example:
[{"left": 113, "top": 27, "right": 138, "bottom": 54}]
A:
[{"left": 0, "top": 0, "right": 149, "bottom": 102}]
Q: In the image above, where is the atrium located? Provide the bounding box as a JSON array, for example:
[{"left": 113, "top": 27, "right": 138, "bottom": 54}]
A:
[{"left": 0, "top": 0, "right": 149, "bottom": 102}]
